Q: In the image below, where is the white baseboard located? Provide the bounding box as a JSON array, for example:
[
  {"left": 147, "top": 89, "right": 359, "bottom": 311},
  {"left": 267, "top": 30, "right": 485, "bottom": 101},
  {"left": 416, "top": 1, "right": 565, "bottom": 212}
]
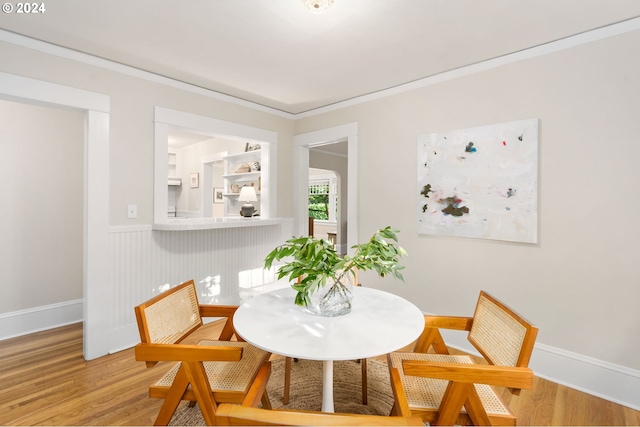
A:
[
  {"left": 440, "top": 329, "right": 640, "bottom": 411},
  {"left": 531, "top": 343, "right": 640, "bottom": 411},
  {"left": 0, "top": 299, "right": 83, "bottom": 341}
]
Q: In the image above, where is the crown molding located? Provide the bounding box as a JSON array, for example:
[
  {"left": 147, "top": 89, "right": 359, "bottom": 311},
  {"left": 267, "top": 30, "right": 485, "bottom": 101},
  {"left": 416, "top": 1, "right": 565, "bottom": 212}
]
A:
[
  {"left": 0, "top": 29, "right": 295, "bottom": 119},
  {"left": 2, "top": 16, "right": 640, "bottom": 119},
  {"left": 294, "top": 16, "right": 640, "bottom": 118}
]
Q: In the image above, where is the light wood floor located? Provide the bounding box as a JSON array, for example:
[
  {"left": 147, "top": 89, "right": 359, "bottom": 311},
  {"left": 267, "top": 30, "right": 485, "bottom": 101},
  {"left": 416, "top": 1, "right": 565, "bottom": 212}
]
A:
[{"left": 1, "top": 322, "right": 639, "bottom": 426}]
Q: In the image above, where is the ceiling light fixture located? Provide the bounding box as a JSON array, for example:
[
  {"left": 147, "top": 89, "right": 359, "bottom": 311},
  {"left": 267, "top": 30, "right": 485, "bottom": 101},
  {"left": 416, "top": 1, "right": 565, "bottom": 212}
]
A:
[{"left": 302, "top": 0, "right": 334, "bottom": 12}]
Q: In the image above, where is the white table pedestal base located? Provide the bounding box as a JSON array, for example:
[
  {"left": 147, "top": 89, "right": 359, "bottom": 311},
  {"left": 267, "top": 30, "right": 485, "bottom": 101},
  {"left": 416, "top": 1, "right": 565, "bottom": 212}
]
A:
[{"left": 322, "top": 360, "right": 334, "bottom": 412}]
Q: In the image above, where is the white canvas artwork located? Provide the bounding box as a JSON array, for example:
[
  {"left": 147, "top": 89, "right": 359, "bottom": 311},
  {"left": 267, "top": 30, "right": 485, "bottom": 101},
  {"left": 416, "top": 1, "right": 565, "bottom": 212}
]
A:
[{"left": 417, "top": 118, "right": 538, "bottom": 243}]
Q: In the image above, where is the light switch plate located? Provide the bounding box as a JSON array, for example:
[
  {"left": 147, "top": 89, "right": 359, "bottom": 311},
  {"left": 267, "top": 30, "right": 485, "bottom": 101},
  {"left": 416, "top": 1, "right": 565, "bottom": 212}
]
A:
[{"left": 127, "top": 204, "right": 137, "bottom": 219}]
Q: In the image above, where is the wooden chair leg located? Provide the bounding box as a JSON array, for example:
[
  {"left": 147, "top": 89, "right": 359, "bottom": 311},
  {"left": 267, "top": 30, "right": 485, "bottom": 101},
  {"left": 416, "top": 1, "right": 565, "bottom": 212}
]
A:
[
  {"left": 183, "top": 361, "right": 218, "bottom": 426},
  {"left": 261, "top": 390, "right": 272, "bottom": 410},
  {"left": 462, "top": 385, "right": 492, "bottom": 426},
  {"left": 434, "top": 381, "right": 472, "bottom": 426},
  {"left": 389, "top": 401, "right": 399, "bottom": 416},
  {"left": 283, "top": 357, "right": 292, "bottom": 405},
  {"left": 361, "top": 358, "right": 368, "bottom": 405},
  {"left": 154, "top": 367, "right": 191, "bottom": 426},
  {"left": 243, "top": 361, "right": 272, "bottom": 410}
]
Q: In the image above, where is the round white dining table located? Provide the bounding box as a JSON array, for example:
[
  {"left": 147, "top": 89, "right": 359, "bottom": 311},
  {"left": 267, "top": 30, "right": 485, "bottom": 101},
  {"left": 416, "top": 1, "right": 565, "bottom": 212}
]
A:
[{"left": 233, "top": 285, "right": 424, "bottom": 412}]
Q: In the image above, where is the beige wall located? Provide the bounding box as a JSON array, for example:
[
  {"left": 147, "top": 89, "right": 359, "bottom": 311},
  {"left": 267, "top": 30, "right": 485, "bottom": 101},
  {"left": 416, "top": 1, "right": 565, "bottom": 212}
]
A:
[
  {"left": 295, "top": 30, "right": 640, "bottom": 370},
  {"left": 0, "top": 100, "right": 84, "bottom": 312}
]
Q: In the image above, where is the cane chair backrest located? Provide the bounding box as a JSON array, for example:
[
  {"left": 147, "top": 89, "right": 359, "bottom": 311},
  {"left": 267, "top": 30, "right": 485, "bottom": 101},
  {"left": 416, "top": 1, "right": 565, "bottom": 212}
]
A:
[
  {"left": 468, "top": 291, "right": 538, "bottom": 368},
  {"left": 134, "top": 280, "right": 203, "bottom": 365}
]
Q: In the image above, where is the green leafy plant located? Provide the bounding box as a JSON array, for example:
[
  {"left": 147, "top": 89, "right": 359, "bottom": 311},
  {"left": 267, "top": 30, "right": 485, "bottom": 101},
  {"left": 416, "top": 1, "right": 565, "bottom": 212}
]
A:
[{"left": 264, "top": 226, "right": 407, "bottom": 307}]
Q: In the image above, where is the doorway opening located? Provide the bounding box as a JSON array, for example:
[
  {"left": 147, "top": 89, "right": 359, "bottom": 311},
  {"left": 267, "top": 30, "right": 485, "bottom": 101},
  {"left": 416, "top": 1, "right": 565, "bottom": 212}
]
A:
[
  {"left": 292, "top": 123, "right": 358, "bottom": 255},
  {"left": 308, "top": 141, "right": 348, "bottom": 254},
  {"left": 0, "top": 98, "right": 84, "bottom": 336},
  {"left": 0, "top": 71, "right": 110, "bottom": 360}
]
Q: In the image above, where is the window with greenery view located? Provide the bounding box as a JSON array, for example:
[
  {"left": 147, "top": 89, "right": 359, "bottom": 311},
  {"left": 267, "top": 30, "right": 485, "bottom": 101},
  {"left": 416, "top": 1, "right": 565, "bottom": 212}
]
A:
[{"left": 309, "top": 179, "right": 336, "bottom": 221}]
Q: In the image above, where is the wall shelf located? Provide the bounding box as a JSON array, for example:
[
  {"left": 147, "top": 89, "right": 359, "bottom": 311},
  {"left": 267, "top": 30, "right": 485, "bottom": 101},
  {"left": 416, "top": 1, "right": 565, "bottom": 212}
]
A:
[
  {"left": 223, "top": 192, "right": 261, "bottom": 197},
  {"left": 223, "top": 171, "right": 261, "bottom": 181},
  {"left": 222, "top": 150, "right": 262, "bottom": 217},
  {"left": 224, "top": 149, "right": 261, "bottom": 163}
]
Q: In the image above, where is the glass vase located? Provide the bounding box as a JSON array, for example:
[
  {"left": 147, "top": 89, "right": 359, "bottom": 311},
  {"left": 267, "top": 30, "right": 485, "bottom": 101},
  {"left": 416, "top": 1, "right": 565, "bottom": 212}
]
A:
[{"left": 308, "top": 270, "right": 355, "bottom": 317}]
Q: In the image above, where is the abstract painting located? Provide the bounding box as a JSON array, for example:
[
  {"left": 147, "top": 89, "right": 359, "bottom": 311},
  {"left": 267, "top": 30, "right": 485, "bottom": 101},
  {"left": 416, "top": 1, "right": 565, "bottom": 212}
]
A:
[{"left": 417, "top": 118, "right": 538, "bottom": 243}]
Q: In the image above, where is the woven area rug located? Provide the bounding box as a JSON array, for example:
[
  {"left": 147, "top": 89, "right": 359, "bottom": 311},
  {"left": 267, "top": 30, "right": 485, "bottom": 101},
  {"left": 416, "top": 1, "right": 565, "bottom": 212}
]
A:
[{"left": 169, "top": 358, "right": 394, "bottom": 425}]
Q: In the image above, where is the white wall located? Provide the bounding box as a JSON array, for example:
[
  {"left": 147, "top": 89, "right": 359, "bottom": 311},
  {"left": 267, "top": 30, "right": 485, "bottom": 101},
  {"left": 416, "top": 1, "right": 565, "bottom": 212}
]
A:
[
  {"left": 295, "top": 30, "right": 640, "bottom": 406},
  {"left": 0, "top": 100, "right": 84, "bottom": 313}
]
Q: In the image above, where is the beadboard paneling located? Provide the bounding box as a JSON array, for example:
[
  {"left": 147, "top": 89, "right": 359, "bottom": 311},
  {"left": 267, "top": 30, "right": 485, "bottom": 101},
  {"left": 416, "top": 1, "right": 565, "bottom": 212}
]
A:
[{"left": 108, "top": 221, "right": 293, "bottom": 332}]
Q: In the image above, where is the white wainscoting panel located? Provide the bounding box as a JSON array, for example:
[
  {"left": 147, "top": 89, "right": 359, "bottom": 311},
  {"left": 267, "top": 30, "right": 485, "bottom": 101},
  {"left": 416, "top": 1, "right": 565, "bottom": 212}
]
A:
[{"left": 107, "top": 220, "right": 293, "bottom": 352}]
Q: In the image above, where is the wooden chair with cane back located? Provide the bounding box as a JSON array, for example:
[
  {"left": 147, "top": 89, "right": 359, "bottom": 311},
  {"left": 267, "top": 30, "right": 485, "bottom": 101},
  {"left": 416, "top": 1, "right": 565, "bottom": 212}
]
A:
[
  {"left": 282, "top": 268, "right": 369, "bottom": 406},
  {"left": 215, "top": 367, "right": 422, "bottom": 426},
  {"left": 134, "top": 279, "right": 272, "bottom": 426},
  {"left": 387, "top": 290, "right": 538, "bottom": 426}
]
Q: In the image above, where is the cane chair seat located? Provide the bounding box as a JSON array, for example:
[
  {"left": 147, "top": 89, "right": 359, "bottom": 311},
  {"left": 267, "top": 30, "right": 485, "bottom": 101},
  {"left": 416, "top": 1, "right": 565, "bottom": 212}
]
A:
[
  {"left": 152, "top": 340, "right": 269, "bottom": 398},
  {"left": 388, "top": 353, "right": 511, "bottom": 416}
]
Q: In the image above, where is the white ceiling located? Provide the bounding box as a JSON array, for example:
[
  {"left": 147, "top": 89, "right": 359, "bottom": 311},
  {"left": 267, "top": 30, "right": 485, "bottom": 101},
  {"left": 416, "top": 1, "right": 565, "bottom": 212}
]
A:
[{"left": 1, "top": 1, "right": 640, "bottom": 115}]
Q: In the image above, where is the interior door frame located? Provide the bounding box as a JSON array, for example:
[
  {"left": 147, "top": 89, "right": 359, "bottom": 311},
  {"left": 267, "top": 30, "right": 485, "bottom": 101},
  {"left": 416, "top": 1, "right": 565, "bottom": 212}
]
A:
[
  {"left": 0, "top": 72, "right": 110, "bottom": 360},
  {"left": 292, "top": 123, "right": 358, "bottom": 254}
]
